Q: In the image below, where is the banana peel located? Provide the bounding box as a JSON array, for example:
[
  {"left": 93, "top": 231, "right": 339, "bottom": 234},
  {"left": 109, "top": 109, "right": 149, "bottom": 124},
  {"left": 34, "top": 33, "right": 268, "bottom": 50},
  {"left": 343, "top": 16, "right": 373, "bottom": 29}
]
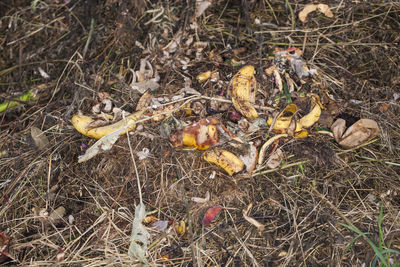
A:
[
  {"left": 267, "top": 104, "right": 302, "bottom": 132},
  {"left": 299, "top": 94, "right": 322, "bottom": 128},
  {"left": 203, "top": 148, "right": 244, "bottom": 176},
  {"left": 72, "top": 109, "right": 145, "bottom": 139},
  {"left": 169, "top": 118, "right": 238, "bottom": 150},
  {"left": 231, "top": 65, "right": 258, "bottom": 119},
  {"left": 267, "top": 94, "right": 322, "bottom": 137}
]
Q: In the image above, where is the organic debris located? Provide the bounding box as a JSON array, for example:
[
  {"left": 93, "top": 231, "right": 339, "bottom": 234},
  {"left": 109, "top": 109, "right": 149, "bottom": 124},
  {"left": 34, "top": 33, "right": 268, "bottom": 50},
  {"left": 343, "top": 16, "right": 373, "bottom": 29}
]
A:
[
  {"left": 1, "top": 1, "right": 398, "bottom": 266},
  {"left": 202, "top": 206, "right": 223, "bottom": 226},
  {"left": 30, "top": 126, "right": 49, "bottom": 150},
  {"left": 331, "top": 118, "right": 380, "bottom": 148},
  {"left": 299, "top": 4, "right": 334, "bottom": 23}
]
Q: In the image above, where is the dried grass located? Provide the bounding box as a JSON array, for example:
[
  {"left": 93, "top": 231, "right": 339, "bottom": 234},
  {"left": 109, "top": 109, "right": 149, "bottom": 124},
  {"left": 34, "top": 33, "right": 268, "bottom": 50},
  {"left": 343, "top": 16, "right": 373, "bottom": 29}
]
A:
[{"left": 1, "top": 0, "right": 400, "bottom": 266}]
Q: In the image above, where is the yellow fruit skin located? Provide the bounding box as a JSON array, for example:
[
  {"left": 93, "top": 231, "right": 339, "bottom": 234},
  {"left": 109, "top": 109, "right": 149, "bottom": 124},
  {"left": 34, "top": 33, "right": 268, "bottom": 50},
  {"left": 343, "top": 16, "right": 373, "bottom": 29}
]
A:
[
  {"left": 232, "top": 65, "right": 258, "bottom": 119},
  {"left": 71, "top": 110, "right": 144, "bottom": 139},
  {"left": 203, "top": 149, "right": 244, "bottom": 176},
  {"left": 299, "top": 97, "right": 321, "bottom": 128}
]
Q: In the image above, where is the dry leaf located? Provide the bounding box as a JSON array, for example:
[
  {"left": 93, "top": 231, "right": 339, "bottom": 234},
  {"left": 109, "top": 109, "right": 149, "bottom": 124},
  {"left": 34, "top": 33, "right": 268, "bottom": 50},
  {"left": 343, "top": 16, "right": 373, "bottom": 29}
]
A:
[
  {"left": 191, "top": 191, "right": 210, "bottom": 203},
  {"left": 331, "top": 118, "right": 380, "bottom": 149},
  {"left": 128, "top": 202, "right": 150, "bottom": 265},
  {"left": 238, "top": 144, "right": 258, "bottom": 173},
  {"left": 378, "top": 103, "right": 389, "bottom": 113},
  {"left": 38, "top": 67, "right": 50, "bottom": 79},
  {"left": 195, "top": 0, "right": 212, "bottom": 18},
  {"left": 331, "top": 118, "right": 346, "bottom": 142},
  {"left": 266, "top": 148, "right": 284, "bottom": 169},
  {"left": 151, "top": 220, "right": 170, "bottom": 232},
  {"left": 202, "top": 206, "right": 223, "bottom": 226},
  {"left": 136, "top": 148, "right": 150, "bottom": 160},
  {"left": 48, "top": 206, "right": 66, "bottom": 222},
  {"left": 31, "top": 126, "right": 49, "bottom": 150},
  {"left": 242, "top": 203, "right": 265, "bottom": 231},
  {"left": 299, "top": 3, "right": 333, "bottom": 23}
]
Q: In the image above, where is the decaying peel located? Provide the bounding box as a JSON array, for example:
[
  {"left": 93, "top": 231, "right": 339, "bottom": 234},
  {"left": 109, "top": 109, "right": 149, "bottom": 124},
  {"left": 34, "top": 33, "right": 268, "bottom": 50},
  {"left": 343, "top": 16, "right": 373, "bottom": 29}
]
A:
[
  {"left": 267, "top": 95, "right": 323, "bottom": 136},
  {"left": 299, "top": 94, "right": 322, "bottom": 128},
  {"left": 169, "top": 117, "right": 236, "bottom": 150},
  {"left": 267, "top": 104, "right": 302, "bottom": 132},
  {"left": 72, "top": 109, "right": 145, "bottom": 139},
  {"left": 203, "top": 148, "right": 244, "bottom": 176},
  {"left": 231, "top": 65, "right": 258, "bottom": 119}
]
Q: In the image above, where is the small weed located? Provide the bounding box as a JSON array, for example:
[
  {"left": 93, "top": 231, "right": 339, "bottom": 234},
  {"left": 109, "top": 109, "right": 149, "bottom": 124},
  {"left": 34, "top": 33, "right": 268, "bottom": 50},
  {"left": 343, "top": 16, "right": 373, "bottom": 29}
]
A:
[{"left": 342, "top": 204, "right": 400, "bottom": 267}]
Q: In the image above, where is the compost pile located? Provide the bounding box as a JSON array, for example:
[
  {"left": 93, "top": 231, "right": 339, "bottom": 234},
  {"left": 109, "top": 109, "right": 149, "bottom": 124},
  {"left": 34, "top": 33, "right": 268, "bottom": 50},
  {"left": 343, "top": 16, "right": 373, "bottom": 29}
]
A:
[{"left": 0, "top": 1, "right": 400, "bottom": 266}]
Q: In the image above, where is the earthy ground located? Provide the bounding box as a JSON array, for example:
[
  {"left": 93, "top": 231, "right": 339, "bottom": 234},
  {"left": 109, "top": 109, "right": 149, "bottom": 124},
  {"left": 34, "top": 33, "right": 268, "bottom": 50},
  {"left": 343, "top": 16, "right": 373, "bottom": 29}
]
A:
[{"left": 1, "top": 0, "right": 400, "bottom": 266}]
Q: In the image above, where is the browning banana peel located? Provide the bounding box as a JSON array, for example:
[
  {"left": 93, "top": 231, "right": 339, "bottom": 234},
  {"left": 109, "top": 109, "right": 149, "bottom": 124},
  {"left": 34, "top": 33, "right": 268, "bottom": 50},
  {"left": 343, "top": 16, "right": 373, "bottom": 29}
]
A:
[
  {"left": 203, "top": 148, "right": 244, "bottom": 176},
  {"left": 72, "top": 110, "right": 145, "bottom": 139},
  {"left": 232, "top": 65, "right": 258, "bottom": 119},
  {"left": 298, "top": 95, "right": 322, "bottom": 128}
]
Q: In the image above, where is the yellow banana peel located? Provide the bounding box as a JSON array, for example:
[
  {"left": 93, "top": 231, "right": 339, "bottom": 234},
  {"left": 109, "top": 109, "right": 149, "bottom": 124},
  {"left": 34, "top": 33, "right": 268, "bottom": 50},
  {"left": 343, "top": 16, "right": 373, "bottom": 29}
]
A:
[
  {"left": 232, "top": 65, "right": 258, "bottom": 119},
  {"left": 267, "top": 95, "right": 323, "bottom": 136},
  {"left": 203, "top": 148, "right": 244, "bottom": 176},
  {"left": 267, "top": 104, "right": 303, "bottom": 132},
  {"left": 71, "top": 109, "right": 145, "bottom": 139},
  {"left": 299, "top": 95, "right": 322, "bottom": 128}
]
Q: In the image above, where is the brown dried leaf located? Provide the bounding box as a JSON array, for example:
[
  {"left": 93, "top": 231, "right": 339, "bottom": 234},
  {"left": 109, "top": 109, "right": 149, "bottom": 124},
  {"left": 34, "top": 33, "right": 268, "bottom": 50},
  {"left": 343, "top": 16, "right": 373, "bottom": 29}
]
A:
[
  {"left": 266, "top": 148, "right": 284, "bottom": 169},
  {"left": 238, "top": 144, "right": 258, "bottom": 173},
  {"left": 331, "top": 118, "right": 346, "bottom": 142},
  {"left": 339, "top": 119, "right": 380, "bottom": 148},
  {"left": 242, "top": 203, "right": 265, "bottom": 231},
  {"left": 331, "top": 119, "right": 380, "bottom": 149},
  {"left": 299, "top": 3, "right": 333, "bottom": 23},
  {"left": 31, "top": 126, "right": 49, "bottom": 150},
  {"left": 136, "top": 91, "right": 153, "bottom": 111},
  {"left": 191, "top": 191, "right": 210, "bottom": 203}
]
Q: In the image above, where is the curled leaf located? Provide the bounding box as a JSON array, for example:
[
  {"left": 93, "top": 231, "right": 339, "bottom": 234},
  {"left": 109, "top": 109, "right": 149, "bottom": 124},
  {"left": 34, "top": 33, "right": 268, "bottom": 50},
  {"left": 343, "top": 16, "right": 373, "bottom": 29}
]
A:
[
  {"left": 191, "top": 191, "right": 210, "bottom": 203},
  {"left": 202, "top": 206, "right": 223, "bottom": 226},
  {"left": 31, "top": 126, "right": 49, "bottom": 150},
  {"left": 299, "top": 3, "right": 334, "bottom": 23},
  {"left": 242, "top": 203, "right": 265, "bottom": 231},
  {"left": 331, "top": 118, "right": 380, "bottom": 149},
  {"left": 266, "top": 148, "right": 284, "bottom": 169}
]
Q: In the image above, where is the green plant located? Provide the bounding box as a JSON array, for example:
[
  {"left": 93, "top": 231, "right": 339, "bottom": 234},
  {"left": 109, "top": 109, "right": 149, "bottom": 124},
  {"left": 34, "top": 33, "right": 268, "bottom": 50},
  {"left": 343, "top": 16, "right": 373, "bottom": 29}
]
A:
[{"left": 342, "top": 204, "right": 400, "bottom": 267}]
